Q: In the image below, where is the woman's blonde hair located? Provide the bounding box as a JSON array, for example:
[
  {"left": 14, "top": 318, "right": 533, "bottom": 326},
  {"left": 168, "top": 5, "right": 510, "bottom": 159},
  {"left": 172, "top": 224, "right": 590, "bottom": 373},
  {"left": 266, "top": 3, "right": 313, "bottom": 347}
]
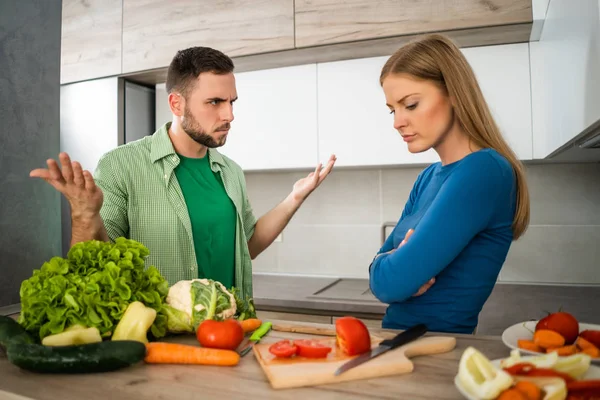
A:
[{"left": 380, "top": 34, "right": 530, "bottom": 239}]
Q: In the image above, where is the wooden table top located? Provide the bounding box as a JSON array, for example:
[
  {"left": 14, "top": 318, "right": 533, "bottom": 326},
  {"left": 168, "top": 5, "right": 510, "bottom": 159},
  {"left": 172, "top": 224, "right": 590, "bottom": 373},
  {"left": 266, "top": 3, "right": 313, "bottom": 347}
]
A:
[{"left": 0, "top": 320, "right": 512, "bottom": 400}]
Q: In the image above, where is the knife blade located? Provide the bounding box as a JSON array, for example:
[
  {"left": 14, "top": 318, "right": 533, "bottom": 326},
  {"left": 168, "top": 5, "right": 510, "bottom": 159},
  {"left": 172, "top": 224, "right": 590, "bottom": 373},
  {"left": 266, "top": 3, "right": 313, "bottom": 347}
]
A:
[
  {"left": 239, "top": 321, "right": 272, "bottom": 356},
  {"left": 333, "top": 323, "right": 427, "bottom": 376}
]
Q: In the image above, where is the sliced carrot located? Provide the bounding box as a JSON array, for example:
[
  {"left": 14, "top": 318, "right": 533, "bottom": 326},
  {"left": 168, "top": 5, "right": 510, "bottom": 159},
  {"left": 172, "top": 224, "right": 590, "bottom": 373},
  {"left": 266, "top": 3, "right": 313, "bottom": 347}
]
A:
[
  {"left": 533, "top": 329, "right": 565, "bottom": 349},
  {"left": 240, "top": 318, "right": 262, "bottom": 333},
  {"left": 144, "top": 342, "right": 240, "bottom": 366},
  {"left": 497, "top": 388, "right": 528, "bottom": 400},
  {"left": 547, "top": 344, "right": 578, "bottom": 356},
  {"left": 518, "top": 339, "right": 543, "bottom": 353},
  {"left": 514, "top": 380, "right": 542, "bottom": 400},
  {"left": 576, "top": 336, "right": 596, "bottom": 351},
  {"left": 545, "top": 346, "right": 561, "bottom": 353},
  {"left": 582, "top": 346, "right": 600, "bottom": 358}
]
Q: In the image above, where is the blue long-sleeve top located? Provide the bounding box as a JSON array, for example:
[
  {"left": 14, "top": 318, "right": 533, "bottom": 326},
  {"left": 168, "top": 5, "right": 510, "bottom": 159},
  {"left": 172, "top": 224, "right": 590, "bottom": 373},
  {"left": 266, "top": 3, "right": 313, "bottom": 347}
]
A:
[{"left": 369, "top": 148, "right": 517, "bottom": 334}]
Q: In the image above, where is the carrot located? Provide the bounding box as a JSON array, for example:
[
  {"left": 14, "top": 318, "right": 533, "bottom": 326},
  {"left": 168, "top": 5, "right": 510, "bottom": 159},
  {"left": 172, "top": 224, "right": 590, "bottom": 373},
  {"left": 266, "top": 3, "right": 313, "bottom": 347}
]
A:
[
  {"left": 497, "top": 388, "right": 528, "bottom": 400},
  {"left": 576, "top": 336, "right": 599, "bottom": 351},
  {"left": 547, "top": 344, "right": 577, "bottom": 356},
  {"left": 144, "top": 342, "right": 240, "bottom": 366},
  {"left": 533, "top": 329, "right": 565, "bottom": 349},
  {"left": 514, "top": 381, "right": 542, "bottom": 400},
  {"left": 240, "top": 318, "right": 262, "bottom": 333},
  {"left": 582, "top": 346, "right": 600, "bottom": 358},
  {"left": 518, "top": 339, "right": 543, "bottom": 353}
]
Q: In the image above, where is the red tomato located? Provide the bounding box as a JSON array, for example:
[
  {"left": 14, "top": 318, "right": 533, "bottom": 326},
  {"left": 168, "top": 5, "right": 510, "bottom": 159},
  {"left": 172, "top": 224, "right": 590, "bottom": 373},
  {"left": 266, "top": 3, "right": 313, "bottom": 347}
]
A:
[
  {"left": 535, "top": 312, "right": 579, "bottom": 344},
  {"left": 579, "top": 330, "right": 600, "bottom": 348},
  {"left": 269, "top": 340, "right": 298, "bottom": 358},
  {"left": 294, "top": 339, "right": 332, "bottom": 358},
  {"left": 335, "top": 316, "right": 371, "bottom": 356},
  {"left": 196, "top": 319, "right": 244, "bottom": 350}
]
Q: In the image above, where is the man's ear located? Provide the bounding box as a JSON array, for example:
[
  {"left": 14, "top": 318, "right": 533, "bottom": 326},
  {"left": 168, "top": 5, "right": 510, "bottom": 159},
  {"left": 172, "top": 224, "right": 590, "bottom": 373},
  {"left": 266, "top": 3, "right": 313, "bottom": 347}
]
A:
[{"left": 168, "top": 92, "right": 184, "bottom": 117}]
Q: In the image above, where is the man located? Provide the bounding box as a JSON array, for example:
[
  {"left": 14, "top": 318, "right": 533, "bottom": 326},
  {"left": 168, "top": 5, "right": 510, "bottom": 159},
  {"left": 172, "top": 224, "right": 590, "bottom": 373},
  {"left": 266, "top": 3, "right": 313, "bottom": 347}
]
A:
[{"left": 30, "top": 46, "right": 336, "bottom": 300}]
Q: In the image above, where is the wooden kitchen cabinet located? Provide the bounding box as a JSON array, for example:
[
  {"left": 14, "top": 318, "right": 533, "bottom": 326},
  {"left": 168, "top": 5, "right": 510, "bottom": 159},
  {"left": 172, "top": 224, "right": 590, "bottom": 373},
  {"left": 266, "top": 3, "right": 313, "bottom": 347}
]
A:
[
  {"left": 60, "top": 0, "right": 122, "bottom": 84},
  {"left": 316, "top": 42, "right": 533, "bottom": 168},
  {"left": 219, "top": 64, "right": 319, "bottom": 170},
  {"left": 122, "top": 0, "right": 295, "bottom": 74},
  {"left": 294, "top": 0, "right": 533, "bottom": 48}
]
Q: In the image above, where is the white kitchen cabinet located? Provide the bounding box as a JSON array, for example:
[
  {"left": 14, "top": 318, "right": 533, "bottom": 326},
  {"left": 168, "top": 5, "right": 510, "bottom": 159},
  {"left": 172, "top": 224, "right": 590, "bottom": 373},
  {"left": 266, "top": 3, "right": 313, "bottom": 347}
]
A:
[
  {"left": 462, "top": 43, "right": 533, "bottom": 161},
  {"left": 317, "top": 43, "right": 533, "bottom": 167},
  {"left": 530, "top": 0, "right": 600, "bottom": 159},
  {"left": 219, "top": 64, "right": 319, "bottom": 170},
  {"left": 317, "top": 57, "right": 439, "bottom": 168}
]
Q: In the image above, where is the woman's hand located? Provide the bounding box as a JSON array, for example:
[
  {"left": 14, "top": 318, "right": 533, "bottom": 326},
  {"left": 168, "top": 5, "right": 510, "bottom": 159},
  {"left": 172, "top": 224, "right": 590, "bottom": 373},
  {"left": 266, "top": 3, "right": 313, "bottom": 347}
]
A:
[{"left": 412, "top": 277, "right": 436, "bottom": 297}]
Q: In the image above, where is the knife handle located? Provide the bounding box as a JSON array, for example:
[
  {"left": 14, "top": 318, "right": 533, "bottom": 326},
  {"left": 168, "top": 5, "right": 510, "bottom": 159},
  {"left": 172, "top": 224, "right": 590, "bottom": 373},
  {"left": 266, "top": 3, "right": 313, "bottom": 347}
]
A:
[
  {"left": 380, "top": 323, "right": 427, "bottom": 349},
  {"left": 250, "top": 321, "right": 272, "bottom": 341}
]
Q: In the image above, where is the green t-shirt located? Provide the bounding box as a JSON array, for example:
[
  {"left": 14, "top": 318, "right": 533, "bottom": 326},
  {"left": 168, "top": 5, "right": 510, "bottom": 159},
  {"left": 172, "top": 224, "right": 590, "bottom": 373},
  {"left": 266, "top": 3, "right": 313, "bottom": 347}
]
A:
[{"left": 174, "top": 153, "right": 237, "bottom": 288}]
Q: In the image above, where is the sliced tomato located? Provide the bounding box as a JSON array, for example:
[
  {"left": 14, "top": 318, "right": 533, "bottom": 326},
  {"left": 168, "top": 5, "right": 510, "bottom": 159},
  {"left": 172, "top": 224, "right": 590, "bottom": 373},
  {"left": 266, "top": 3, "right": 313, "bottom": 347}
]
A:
[
  {"left": 335, "top": 316, "right": 371, "bottom": 356},
  {"left": 269, "top": 340, "right": 298, "bottom": 358},
  {"left": 294, "top": 339, "right": 332, "bottom": 358}
]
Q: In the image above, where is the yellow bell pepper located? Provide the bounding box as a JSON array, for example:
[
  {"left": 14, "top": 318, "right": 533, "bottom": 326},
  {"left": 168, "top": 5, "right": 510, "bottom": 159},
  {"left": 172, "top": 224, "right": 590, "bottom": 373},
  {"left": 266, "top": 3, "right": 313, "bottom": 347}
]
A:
[
  {"left": 42, "top": 325, "right": 102, "bottom": 346},
  {"left": 111, "top": 301, "right": 157, "bottom": 343}
]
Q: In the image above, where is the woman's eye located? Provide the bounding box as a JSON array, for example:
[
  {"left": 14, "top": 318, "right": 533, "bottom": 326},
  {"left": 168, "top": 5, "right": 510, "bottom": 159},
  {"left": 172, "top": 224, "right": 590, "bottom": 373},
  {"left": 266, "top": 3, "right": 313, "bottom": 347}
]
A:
[
  {"left": 388, "top": 109, "right": 395, "bottom": 115},
  {"left": 406, "top": 103, "right": 418, "bottom": 110}
]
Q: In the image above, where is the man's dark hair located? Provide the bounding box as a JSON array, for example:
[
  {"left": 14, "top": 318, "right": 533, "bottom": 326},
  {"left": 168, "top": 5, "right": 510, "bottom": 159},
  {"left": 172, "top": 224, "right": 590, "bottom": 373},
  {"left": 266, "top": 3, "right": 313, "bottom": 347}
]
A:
[{"left": 166, "top": 47, "right": 234, "bottom": 98}]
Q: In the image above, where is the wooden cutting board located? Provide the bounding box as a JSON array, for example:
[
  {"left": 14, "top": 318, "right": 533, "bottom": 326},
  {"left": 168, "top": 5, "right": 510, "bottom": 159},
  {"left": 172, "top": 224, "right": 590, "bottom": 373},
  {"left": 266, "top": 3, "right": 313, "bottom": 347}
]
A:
[{"left": 253, "top": 334, "right": 457, "bottom": 389}]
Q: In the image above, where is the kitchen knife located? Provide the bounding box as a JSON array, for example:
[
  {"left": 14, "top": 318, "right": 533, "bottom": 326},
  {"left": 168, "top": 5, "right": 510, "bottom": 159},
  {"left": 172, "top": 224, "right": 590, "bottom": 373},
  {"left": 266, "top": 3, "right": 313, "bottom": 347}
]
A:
[
  {"left": 239, "top": 321, "right": 272, "bottom": 357},
  {"left": 333, "top": 323, "right": 427, "bottom": 376}
]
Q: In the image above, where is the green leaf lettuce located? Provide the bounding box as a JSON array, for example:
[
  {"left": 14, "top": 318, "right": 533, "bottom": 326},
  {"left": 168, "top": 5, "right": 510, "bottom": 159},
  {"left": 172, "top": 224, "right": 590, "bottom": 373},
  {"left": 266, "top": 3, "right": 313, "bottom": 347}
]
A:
[{"left": 18, "top": 238, "right": 169, "bottom": 341}]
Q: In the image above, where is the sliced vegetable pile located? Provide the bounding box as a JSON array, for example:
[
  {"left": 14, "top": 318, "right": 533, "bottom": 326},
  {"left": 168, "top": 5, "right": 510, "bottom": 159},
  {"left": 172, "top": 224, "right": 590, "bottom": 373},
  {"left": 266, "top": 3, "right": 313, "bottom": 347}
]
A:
[
  {"left": 518, "top": 311, "right": 600, "bottom": 359},
  {"left": 456, "top": 346, "right": 599, "bottom": 400}
]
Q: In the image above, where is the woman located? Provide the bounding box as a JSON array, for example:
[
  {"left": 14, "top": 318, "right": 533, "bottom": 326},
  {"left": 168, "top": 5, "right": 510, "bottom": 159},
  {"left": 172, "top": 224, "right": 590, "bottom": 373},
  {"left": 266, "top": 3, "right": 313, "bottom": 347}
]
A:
[{"left": 369, "top": 34, "right": 530, "bottom": 334}]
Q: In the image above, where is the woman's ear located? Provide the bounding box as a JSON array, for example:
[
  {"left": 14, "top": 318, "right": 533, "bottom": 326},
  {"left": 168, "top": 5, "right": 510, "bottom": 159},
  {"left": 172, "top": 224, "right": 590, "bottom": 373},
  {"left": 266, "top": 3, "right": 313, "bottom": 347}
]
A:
[
  {"left": 168, "top": 92, "right": 184, "bottom": 117},
  {"left": 448, "top": 94, "right": 457, "bottom": 109}
]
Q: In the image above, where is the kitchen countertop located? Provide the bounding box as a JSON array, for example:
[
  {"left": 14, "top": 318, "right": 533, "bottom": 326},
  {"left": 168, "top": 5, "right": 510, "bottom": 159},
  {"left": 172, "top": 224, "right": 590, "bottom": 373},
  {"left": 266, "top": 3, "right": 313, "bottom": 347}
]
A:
[
  {"left": 0, "top": 319, "right": 511, "bottom": 400},
  {"left": 252, "top": 273, "right": 386, "bottom": 318}
]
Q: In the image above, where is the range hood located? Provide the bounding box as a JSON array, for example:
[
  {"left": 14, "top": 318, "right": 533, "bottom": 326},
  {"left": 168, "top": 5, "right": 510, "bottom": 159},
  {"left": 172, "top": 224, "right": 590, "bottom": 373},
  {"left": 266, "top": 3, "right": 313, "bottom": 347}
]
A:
[{"left": 547, "top": 118, "right": 600, "bottom": 162}]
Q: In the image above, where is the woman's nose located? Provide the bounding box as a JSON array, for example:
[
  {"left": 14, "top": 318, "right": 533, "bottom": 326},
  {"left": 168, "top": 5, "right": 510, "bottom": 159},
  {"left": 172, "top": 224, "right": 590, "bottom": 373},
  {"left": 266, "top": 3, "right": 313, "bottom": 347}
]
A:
[{"left": 394, "top": 112, "right": 408, "bottom": 131}]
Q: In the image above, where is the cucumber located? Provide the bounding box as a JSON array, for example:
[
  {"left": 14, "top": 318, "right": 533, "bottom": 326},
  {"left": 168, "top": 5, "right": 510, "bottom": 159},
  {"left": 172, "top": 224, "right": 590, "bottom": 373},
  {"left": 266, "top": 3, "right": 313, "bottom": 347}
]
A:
[
  {"left": 6, "top": 340, "right": 147, "bottom": 374},
  {"left": 0, "top": 315, "right": 35, "bottom": 349}
]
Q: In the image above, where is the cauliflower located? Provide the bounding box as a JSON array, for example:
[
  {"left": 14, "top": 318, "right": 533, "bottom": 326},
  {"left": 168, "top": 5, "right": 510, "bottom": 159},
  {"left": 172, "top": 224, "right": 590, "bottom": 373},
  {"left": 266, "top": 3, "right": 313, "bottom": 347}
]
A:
[{"left": 163, "top": 279, "right": 237, "bottom": 333}]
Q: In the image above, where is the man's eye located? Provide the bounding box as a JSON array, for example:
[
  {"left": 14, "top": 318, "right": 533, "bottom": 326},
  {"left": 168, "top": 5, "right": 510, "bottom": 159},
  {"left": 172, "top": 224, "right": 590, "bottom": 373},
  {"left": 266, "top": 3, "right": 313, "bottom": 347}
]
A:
[{"left": 210, "top": 100, "right": 218, "bottom": 105}]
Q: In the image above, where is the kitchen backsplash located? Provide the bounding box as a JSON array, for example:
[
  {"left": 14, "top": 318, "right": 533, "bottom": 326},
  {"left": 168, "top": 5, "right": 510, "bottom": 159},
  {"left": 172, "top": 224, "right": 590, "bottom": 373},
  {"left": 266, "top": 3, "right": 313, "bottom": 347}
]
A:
[{"left": 245, "top": 162, "right": 600, "bottom": 285}]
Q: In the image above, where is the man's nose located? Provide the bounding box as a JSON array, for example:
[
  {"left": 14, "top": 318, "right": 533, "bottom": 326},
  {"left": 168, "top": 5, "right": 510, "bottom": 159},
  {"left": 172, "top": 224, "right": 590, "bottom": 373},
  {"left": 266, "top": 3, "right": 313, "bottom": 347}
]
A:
[{"left": 222, "top": 104, "right": 234, "bottom": 123}]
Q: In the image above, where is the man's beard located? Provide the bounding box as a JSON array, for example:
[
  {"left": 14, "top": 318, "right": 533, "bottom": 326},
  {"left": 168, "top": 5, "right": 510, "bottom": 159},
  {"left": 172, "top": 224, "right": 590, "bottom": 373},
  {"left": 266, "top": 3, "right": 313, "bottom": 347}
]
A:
[{"left": 181, "top": 107, "right": 229, "bottom": 148}]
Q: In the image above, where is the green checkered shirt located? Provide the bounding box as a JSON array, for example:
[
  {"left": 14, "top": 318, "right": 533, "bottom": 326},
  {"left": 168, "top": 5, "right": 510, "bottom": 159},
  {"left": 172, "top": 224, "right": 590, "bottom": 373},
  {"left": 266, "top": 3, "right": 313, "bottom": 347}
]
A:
[{"left": 93, "top": 122, "right": 257, "bottom": 300}]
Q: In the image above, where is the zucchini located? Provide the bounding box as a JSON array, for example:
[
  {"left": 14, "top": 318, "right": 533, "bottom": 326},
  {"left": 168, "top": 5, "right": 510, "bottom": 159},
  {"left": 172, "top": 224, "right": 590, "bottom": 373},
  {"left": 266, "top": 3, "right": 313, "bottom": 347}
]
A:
[
  {"left": 6, "top": 340, "right": 147, "bottom": 374},
  {"left": 0, "top": 315, "right": 35, "bottom": 349}
]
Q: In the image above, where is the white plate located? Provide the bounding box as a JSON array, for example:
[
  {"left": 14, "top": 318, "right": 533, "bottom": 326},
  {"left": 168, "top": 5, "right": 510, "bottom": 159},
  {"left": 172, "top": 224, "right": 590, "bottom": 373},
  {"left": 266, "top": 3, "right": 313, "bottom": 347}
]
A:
[
  {"left": 501, "top": 321, "right": 600, "bottom": 362},
  {"left": 454, "top": 359, "right": 600, "bottom": 400}
]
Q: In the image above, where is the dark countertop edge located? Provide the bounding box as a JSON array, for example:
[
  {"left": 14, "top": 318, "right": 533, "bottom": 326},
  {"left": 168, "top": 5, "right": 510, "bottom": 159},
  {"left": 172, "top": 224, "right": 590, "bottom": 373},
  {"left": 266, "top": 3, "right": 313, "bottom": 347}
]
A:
[
  {"left": 254, "top": 297, "right": 386, "bottom": 318},
  {"left": 0, "top": 304, "right": 20, "bottom": 317}
]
